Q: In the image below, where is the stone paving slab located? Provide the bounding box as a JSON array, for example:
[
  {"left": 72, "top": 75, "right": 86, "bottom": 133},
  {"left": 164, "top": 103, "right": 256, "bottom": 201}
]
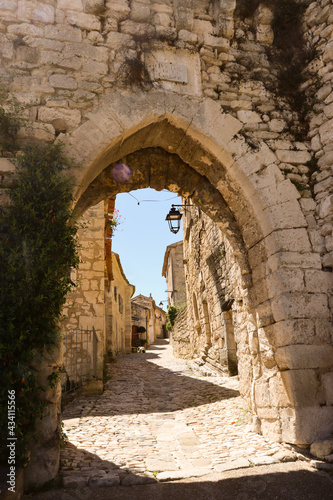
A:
[{"left": 60, "top": 340, "right": 303, "bottom": 488}]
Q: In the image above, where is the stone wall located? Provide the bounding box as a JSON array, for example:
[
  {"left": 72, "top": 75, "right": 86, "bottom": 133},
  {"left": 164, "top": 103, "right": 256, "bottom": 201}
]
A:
[
  {"left": 162, "top": 241, "right": 186, "bottom": 307},
  {"left": 172, "top": 202, "right": 250, "bottom": 378},
  {"left": 171, "top": 305, "right": 190, "bottom": 358},
  {"left": 0, "top": 1, "right": 332, "bottom": 272},
  {"left": 105, "top": 252, "right": 135, "bottom": 355},
  {"left": 1, "top": 0, "right": 333, "bottom": 488},
  {"left": 62, "top": 201, "right": 105, "bottom": 387},
  {"left": 305, "top": 0, "right": 333, "bottom": 271},
  {"left": 131, "top": 294, "right": 164, "bottom": 345}
]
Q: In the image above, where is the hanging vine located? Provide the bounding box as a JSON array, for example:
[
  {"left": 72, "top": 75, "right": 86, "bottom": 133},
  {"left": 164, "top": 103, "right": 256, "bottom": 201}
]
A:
[{"left": 0, "top": 98, "right": 80, "bottom": 465}]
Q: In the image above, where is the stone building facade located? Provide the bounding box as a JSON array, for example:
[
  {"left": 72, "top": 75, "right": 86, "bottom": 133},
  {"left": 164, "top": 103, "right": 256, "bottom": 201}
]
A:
[
  {"left": 1, "top": 0, "right": 333, "bottom": 488},
  {"left": 172, "top": 201, "right": 238, "bottom": 376},
  {"left": 162, "top": 241, "right": 186, "bottom": 307},
  {"left": 131, "top": 294, "right": 166, "bottom": 345},
  {"left": 62, "top": 201, "right": 105, "bottom": 394},
  {"left": 105, "top": 252, "right": 135, "bottom": 355}
]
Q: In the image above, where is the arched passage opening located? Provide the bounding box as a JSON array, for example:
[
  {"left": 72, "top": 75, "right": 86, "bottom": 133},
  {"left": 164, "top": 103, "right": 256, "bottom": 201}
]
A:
[{"left": 58, "top": 91, "right": 333, "bottom": 450}]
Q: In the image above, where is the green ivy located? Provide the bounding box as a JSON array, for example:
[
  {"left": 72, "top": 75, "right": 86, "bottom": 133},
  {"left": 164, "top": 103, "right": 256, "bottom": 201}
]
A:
[
  {"left": 166, "top": 305, "right": 186, "bottom": 332},
  {"left": 0, "top": 142, "right": 79, "bottom": 465}
]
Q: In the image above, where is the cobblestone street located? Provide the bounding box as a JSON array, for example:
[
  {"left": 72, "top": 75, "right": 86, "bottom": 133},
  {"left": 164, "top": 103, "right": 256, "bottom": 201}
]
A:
[{"left": 59, "top": 340, "right": 306, "bottom": 488}]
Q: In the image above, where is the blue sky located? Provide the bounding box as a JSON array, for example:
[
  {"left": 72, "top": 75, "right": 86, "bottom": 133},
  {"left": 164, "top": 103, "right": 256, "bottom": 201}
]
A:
[{"left": 111, "top": 188, "right": 183, "bottom": 309}]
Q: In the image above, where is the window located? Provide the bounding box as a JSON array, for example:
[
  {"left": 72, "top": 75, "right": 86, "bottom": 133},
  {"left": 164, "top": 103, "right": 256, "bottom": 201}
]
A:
[
  {"left": 119, "top": 294, "right": 123, "bottom": 314},
  {"left": 114, "top": 286, "right": 117, "bottom": 301}
]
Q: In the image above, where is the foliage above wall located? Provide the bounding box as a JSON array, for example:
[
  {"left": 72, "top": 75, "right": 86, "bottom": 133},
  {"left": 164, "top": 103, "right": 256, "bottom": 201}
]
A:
[
  {"left": 166, "top": 304, "right": 186, "bottom": 332},
  {"left": 0, "top": 140, "right": 79, "bottom": 464}
]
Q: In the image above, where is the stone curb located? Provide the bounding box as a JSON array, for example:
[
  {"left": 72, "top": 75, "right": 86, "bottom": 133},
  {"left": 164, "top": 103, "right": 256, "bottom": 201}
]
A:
[{"left": 61, "top": 453, "right": 306, "bottom": 488}]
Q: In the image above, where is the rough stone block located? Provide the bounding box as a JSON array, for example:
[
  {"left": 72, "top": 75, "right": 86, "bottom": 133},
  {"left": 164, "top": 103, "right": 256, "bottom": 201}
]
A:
[
  {"left": 38, "top": 106, "right": 82, "bottom": 130},
  {"left": 281, "top": 369, "right": 322, "bottom": 406},
  {"left": 305, "top": 270, "right": 332, "bottom": 293},
  {"left": 264, "top": 229, "right": 311, "bottom": 255},
  {"left": 275, "top": 345, "right": 333, "bottom": 370},
  {"left": 18, "top": 0, "right": 55, "bottom": 24},
  {"left": 319, "top": 194, "right": 333, "bottom": 219},
  {"left": 265, "top": 319, "right": 315, "bottom": 347},
  {"left": 89, "top": 474, "right": 120, "bottom": 487},
  {"left": 130, "top": 1, "right": 150, "bottom": 21},
  {"left": 237, "top": 110, "right": 262, "bottom": 123},
  {"left": 49, "top": 74, "right": 77, "bottom": 90},
  {"left": 254, "top": 379, "right": 270, "bottom": 408},
  {"left": 8, "top": 22, "right": 44, "bottom": 37},
  {"left": 267, "top": 252, "right": 322, "bottom": 273},
  {"left": 82, "top": 60, "right": 108, "bottom": 74},
  {"left": 0, "top": 158, "right": 15, "bottom": 173},
  {"left": 289, "top": 407, "right": 333, "bottom": 445},
  {"left": 269, "top": 372, "right": 290, "bottom": 407},
  {"left": 194, "top": 99, "right": 242, "bottom": 146},
  {"left": 24, "top": 444, "right": 60, "bottom": 490},
  {"left": 66, "top": 11, "right": 101, "bottom": 31},
  {"left": 268, "top": 268, "right": 304, "bottom": 297},
  {"left": 310, "top": 439, "right": 333, "bottom": 459},
  {"left": 203, "top": 34, "right": 229, "bottom": 52},
  {"left": 45, "top": 24, "right": 82, "bottom": 42},
  {"left": 319, "top": 118, "right": 333, "bottom": 145},
  {"left": 0, "top": 34, "right": 14, "bottom": 59},
  {"left": 237, "top": 143, "right": 278, "bottom": 178},
  {"left": 58, "top": 0, "right": 84, "bottom": 11},
  {"left": 271, "top": 293, "right": 329, "bottom": 323},
  {"left": 322, "top": 372, "right": 333, "bottom": 405},
  {"left": 276, "top": 150, "right": 311, "bottom": 164},
  {"left": 323, "top": 42, "right": 333, "bottom": 63},
  {"left": 63, "top": 42, "right": 108, "bottom": 62},
  {"left": 251, "top": 455, "right": 280, "bottom": 466},
  {"left": 106, "top": 31, "right": 134, "bottom": 49},
  {"left": 215, "top": 458, "right": 250, "bottom": 472},
  {"left": 261, "top": 200, "right": 307, "bottom": 234}
]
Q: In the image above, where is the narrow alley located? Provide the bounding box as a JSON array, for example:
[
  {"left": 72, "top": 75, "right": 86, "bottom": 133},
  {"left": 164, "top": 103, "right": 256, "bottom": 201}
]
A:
[{"left": 60, "top": 340, "right": 296, "bottom": 488}]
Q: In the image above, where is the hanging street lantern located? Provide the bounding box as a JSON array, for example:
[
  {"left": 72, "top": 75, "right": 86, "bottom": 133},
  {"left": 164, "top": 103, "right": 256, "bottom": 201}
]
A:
[{"left": 165, "top": 204, "right": 183, "bottom": 234}]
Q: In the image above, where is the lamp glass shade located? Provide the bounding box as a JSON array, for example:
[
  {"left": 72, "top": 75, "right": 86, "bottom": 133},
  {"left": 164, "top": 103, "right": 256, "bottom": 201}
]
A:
[{"left": 166, "top": 207, "right": 182, "bottom": 234}]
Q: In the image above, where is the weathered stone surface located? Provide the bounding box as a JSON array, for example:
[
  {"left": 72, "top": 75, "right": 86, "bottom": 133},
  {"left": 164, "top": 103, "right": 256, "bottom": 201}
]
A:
[
  {"left": 215, "top": 458, "right": 251, "bottom": 472},
  {"left": 281, "top": 369, "right": 323, "bottom": 407},
  {"left": 250, "top": 455, "right": 279, "bottom": 466},
  {"left": 49, "top": 74, "right": 77, "bottom": 90},
  {"left": 38, "top": 106, "right": 81, "bottom": 130},
  {"left": 310, "top": 439, "right": 333, "bottom": 459},
  {"left": 275, "top": 346, "right": 333, "bottom": 370},
  {"left": 89, "top": 474, "right": 120, "bottom": 487}
]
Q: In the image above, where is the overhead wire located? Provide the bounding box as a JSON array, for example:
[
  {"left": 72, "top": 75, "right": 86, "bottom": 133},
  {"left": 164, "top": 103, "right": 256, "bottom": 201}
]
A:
[{"left": 127, "top": 192, "right": 179, "bottom": 205}]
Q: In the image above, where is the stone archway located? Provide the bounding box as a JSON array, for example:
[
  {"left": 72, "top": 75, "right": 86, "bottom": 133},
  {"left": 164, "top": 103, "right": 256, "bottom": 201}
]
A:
[{"left": 58, "top": 90, "right": 333, "bottom": 448}]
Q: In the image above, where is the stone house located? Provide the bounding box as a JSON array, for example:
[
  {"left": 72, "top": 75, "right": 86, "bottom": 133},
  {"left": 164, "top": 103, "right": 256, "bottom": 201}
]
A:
[
  {"left": 162, "top": 241, "right": 186, "bottom": 307},
  {"left": 172, "top": 201, "right": 238, "bottom": 376},
  {"left": 62, "top": 202, "right": 135, "bottom": 382},
  {"left": 131, "top": 300, "right": 150, "bottom": 348},
  {"left": 105, "top": 252, "right": 135, "bottom": 356},
  {"left": 1, "top": 0, "right": 333, "bottom": 488},
  {"left": 131, "top": 294, "right": 167, "bottom": 345}
]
